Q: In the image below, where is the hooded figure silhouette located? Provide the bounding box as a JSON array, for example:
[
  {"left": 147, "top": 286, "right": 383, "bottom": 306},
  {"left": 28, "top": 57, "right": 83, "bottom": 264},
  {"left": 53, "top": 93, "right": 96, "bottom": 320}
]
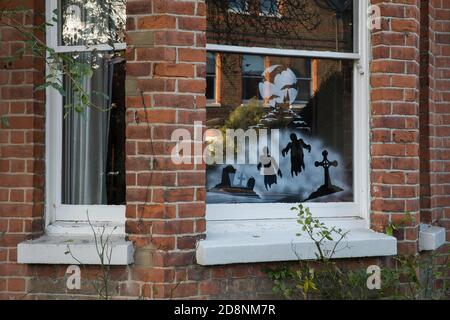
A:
[{"left": 282, "top": 133, "right": 312, "bottom": 177}]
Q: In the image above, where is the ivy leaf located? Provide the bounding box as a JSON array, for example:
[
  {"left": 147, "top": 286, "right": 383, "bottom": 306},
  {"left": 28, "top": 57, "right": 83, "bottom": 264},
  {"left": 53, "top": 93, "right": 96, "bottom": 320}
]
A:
[
  {"left": 386, "top": 223, "right": 396, "bottom": 236},
  {"left": 50, "top": 82, "right": 66, "bottom": 97}
]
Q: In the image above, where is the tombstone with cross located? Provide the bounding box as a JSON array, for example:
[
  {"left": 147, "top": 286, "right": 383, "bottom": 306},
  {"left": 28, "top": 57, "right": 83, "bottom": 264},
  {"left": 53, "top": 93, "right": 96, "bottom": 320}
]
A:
[
  {"left": 233, "top": 172, "right": 247, "bottom": 187},
  {"left": 315, "top": 150, "right": 338, "bottom": 189},
  {"left": 305, "top": 150, "right": 343, "bottom": 201},
  {"left": 211, "top": 165, "right": 259, "bottom": 199}
]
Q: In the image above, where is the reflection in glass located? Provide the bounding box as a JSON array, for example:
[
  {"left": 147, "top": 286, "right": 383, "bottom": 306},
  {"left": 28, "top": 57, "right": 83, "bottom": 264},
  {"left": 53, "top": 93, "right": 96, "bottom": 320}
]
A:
[
  {"left": 206, "top": 52, "right": 216, "bottom": 101},
  {"left": 206, "top": 0, "right": 355, "bottom": 52},
  {"left": 60, "top": 0, "right": 126, "bottom": 46}
]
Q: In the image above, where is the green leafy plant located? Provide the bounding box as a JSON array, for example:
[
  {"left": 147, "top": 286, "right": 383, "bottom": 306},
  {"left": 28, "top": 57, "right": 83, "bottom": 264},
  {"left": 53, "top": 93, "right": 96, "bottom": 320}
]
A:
[
  {"left": 294, "top": 204, "right": 348, "bottom": 261},
  {"left": 386, "top": 212, "right": 414, "bottom": 236},
  {"left": 266, "top": 205, "right": 449, "bottom": 300},
  {"left": 382, "top": 254, "right": 449, "bottom": 300},
  {"left": 222, "top": 98, "right": 265, "bottom": 131}
]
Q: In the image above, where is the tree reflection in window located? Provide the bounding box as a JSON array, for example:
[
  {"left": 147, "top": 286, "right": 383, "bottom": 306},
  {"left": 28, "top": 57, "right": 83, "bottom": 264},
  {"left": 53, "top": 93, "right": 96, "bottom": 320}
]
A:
[{"left": 206, "top": 0, "right": 354, "bottom": 52}]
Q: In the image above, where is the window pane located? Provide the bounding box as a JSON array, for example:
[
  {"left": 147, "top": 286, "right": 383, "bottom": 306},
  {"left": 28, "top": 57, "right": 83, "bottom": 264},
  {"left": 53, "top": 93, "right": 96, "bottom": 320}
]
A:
[
  {"left": 243, "top": 55, "right": 265, "bottom": 75},
  {"left": 206, "top": 76, "right": 215, "bottom": 100},
  {"left": 206, "top": 52, "right": 216, "bottom": 74},
  {"left": 295, "top": 79, "right": 311, "bottom": 102},
  {"left": 229, "top": 0, "right": 248, "bottom": 13},
  {"left": 62, "top": 51, "right": 126, "bottom": 205},
  {"left": 59, "top": 0, "right": 126, "bottom": 46},
  {"left": 206, "top": 53, "right": 353, "bottom": 204},
  {"left": 260, "top": 0, "right": 279, "bottom": 15},
  {"left": 207, "top": 0, "right": 355, "bottom": 53},
  {"left": 242, "top": 76, "right": 262, "bottom": 100},
  {"left": 206, "top": 53, "right": 216, "bottom": 100}
]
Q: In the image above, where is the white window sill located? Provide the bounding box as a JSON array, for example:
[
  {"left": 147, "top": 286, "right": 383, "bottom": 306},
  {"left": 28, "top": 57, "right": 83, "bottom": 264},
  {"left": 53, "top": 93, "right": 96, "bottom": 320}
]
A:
[
  {"left": 17, "top": 222, "right": 134, "bottom": 265},
  {"left": 206, "top": 102, "right": 221, "bottom": 108},
  {"left": 196, "top": 219, "right": 397, "bottom": 265}
]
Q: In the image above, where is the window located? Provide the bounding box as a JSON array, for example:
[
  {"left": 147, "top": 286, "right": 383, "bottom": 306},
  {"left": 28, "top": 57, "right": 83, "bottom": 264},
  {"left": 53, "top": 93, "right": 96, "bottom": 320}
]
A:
[
  {"left": 206, "top": 52, "right": 216, "bottom": 102},
  {"left": 205, "top": 0, "right": 368, "bottom": 220},
  {"left": 46, "top": 0, "right": 126, "bottom": 223},
  {"left": 260, "top": 0, "right": 280, "bottom": 16},
  {"left": 208, "top": 0, "right": 355, "bottom": 52},
  {"left": 242, "top": 55, "right": 264, "bottom": 101},
  {"left": 228, "top": 0, "right": 249, "bottom": 13},
  {"left": 228, "top": 0, "right": 281, "bottom": 16}
]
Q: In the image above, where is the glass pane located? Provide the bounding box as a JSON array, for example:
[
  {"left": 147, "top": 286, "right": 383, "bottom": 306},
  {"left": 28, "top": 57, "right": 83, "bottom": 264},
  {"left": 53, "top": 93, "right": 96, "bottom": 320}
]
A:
[
  {"left": 206, "top": 75, "right": 215, "bottom": 100},
  {"left": 59, "top": 0, "right": 126, "bottom": 46},
  {"left": 206, "top": 0, "right": 355, "bottom": 53},
  {"left": 243, "top": 55, "right": 265, "bottom": 75},
  {"left": 206, "top": 53, "right": 353, "bottom": 204},
  {"left": 206, "top": 52, "right": 216, "bottom": 74},
  {"left": 62, "top": 51, "right": 126, "bottom": 205},
  {"left": 295, "top": 79, "right": 311, "bottom": 102},
  {"left": 242, "top": 76, "right": 262, "bottom": 100},
  {"left": 260, "top": 0, "right": 279, "bottom": 15},
  {"left": 229, "top": 0, "right": 248, "bottom": 13}
]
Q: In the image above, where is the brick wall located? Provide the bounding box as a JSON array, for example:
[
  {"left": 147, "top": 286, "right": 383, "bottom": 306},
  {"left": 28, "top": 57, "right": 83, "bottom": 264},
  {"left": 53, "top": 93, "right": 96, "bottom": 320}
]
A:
[
  {"left": 0, "top": 0, "right": 448, "bottom": 299},
  {"left": 124, "top": 0, "right": 208, "bottom": 299},
  {"left": 370, "top": 0, "right": 421, "bottom": 254},
  {"left": 419, "top": 0, "right": 450, "bottom": 239},
  {"left": 0, "top": 0, "right": 46, "bottom": 297}
]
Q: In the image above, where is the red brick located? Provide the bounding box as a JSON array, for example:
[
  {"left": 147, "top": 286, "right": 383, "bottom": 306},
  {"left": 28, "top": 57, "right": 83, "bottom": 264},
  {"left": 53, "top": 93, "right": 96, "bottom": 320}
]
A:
[
  {"left": 154, "top": 63, "right": 195, "bottom": 78},
  {"left": 137, "top": 15, "right": 176, "bottom": 30}
]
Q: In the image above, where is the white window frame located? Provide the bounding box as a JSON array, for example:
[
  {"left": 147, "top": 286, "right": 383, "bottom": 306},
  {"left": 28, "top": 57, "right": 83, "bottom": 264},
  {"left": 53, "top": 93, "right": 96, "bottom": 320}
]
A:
[
  {"left": 205, "top": 0, "right": 369, "bottom": 224},
  {"left": 45, "top": 0, "right": 126, "bottom": 229}
]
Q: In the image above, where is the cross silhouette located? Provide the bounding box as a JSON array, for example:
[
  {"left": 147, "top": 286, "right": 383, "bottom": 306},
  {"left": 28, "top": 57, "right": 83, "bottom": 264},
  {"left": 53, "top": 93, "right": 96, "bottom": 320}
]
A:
[
  {"left": 236, "top": 173, "right": 246, "bottom": 186},
  {"left": 314, "top": 150, "right": 338, "bottom": 188}
]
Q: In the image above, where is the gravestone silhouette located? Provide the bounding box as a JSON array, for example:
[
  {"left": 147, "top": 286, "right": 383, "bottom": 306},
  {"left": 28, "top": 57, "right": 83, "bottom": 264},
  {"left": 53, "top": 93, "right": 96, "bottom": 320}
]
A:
[
  {"left": 210, "top": 165, "right": 259, "bottom": 199},
  {"left": 305, "top": 150, "right": 343, "bottom": 201}
]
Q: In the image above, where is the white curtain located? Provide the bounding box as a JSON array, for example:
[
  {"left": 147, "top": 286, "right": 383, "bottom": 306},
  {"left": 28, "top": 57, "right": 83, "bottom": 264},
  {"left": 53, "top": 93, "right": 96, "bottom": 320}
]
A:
[{"left": 62, "top": 52, "right": 113, "bottom": 205}]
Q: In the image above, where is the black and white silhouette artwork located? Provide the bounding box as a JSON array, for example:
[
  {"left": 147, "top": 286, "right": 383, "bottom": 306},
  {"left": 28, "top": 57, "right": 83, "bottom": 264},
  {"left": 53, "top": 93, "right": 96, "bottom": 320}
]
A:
[
  {"left": 305, "top": 150, "right": 343, "bottom": 201},
  {"left": 257, "top": 147, "right": 283, "bottom": 190},
  {"left": 282, "top": 133, "right": 312, "bottom": 177},
  {"left": 205, "top": 58, "right": 353, "bottom": 204},
  {"left": 209, "top": 165, "right": 259, "bottom": 198}
]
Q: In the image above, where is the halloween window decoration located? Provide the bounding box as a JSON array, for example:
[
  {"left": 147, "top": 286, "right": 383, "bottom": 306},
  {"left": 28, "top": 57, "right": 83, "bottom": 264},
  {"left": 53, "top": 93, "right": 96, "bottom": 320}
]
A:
[{"left": 206, "top": 0, "right": 355, "bottom": 205}]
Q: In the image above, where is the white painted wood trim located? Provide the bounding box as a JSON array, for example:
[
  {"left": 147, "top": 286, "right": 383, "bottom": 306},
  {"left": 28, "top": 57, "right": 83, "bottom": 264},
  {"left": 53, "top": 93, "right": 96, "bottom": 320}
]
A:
[
  {"left": 53, "top": 43, "right": 126, "bottom": 53},
  {"left": 55, "top": 205, "right": 126, "bottom": 222},
  {"left": 207, "top": 202, "right": 361, "bottom": 220},
  {"left": 206, "top": 44, "right": 361, "bottom": 60}
]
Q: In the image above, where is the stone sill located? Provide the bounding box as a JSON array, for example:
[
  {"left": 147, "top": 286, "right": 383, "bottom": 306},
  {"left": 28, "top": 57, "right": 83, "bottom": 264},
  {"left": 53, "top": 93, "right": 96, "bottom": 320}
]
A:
[
  {"left": 419, "top": 223, "right": 446, "bottom": 251},
  {"left": 17, "top": 235, "right": 134, "bottom": 265},
  {"left": 196, "top": 219, "right": 397, "bottom": 265}
]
